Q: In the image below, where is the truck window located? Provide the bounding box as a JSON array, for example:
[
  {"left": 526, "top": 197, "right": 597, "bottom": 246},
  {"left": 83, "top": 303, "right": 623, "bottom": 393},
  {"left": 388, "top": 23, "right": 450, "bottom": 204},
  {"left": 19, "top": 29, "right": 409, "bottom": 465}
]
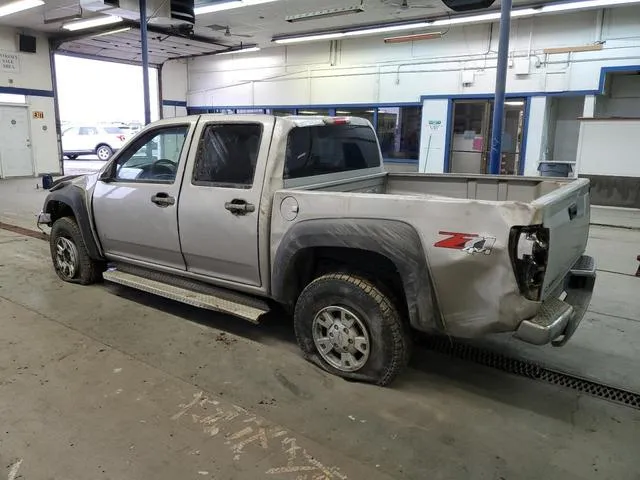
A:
[
  {"left": 284, "top": 124, "right": 381, "bottom": 180},
  {"left": 193, "top": 123, "right": 262, "bottom": 188},
  {"left": 114, "top": 125, "right": 188, "bottom": 183}
]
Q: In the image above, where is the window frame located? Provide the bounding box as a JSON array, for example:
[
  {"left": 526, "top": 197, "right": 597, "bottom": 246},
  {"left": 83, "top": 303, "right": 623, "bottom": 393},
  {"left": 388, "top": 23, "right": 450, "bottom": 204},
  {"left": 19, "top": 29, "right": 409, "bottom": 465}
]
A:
[
  {"left": 105, "top": 124, "right": 191, "bottom": 185},
  {"left": 191, "top": 121, "right": 264, "bottom": 190}
]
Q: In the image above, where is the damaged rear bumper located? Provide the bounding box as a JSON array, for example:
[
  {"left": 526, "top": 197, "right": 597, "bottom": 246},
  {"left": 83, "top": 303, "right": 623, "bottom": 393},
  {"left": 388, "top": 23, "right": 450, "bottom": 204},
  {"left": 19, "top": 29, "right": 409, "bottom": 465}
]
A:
[{"left": 514, "top": 255, "right": 596, "bottom": 346}]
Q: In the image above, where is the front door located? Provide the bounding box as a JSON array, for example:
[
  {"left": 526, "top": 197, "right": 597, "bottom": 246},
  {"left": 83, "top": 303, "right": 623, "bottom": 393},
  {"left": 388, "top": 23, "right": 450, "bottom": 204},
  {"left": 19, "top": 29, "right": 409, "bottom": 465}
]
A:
[
  {"left": 92, "top": 122, "right": 194, "bottom": 269},
  {"left": 0, "top": 106, "right": 33, "bottom": 177},
  {"left": 178, "top": 118, "right": 274, "bottom": 286}
]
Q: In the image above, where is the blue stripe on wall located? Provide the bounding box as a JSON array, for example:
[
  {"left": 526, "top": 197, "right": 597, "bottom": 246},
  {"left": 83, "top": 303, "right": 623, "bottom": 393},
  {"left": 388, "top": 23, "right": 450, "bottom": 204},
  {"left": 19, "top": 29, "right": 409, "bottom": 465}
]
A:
[{"left": 0, "top": 86, "right": 54, "bottom": 97}]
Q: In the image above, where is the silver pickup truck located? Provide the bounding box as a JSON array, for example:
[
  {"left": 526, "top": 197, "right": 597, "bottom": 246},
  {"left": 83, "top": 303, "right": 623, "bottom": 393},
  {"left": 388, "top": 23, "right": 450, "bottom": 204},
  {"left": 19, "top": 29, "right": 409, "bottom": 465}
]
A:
[{"left": 39, "top": 115, "right": 596, "bottom": 385}]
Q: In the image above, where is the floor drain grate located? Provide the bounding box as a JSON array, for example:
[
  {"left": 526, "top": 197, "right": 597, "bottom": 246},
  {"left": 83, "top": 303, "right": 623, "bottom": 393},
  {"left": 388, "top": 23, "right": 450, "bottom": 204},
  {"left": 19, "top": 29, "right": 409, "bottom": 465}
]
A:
[{"left": 423, "top": 336, "right": 640, "bottom": 410}]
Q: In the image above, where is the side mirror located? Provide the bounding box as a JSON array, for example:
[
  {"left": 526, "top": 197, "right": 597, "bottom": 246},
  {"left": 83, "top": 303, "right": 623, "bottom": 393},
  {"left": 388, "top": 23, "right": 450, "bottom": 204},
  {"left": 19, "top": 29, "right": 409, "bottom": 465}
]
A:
[{"left": 99, "top": 161, "right": 116, "bottom": 182}]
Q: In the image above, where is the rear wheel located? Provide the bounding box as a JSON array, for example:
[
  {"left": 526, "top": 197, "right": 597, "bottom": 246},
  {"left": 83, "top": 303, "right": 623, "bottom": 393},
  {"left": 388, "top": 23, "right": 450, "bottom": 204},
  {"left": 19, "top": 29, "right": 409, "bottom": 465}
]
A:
[
  {"left": 96, "top": 144, "right": 113, "bottom": 161},
  {"left": 294, "top": 273, "right": 410, "bottom": 386},
  {"left": 50, "top": 217, "right": 103, "bottom": 285},
  {"left": 65, "top": 154, "right": 78, "bottom": 160}
]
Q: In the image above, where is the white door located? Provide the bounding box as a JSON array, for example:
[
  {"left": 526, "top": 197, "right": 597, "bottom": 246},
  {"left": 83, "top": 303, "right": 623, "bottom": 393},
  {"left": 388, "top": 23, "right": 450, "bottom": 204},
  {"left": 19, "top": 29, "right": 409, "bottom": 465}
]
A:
[{"left": 0, "top": 106, "right": 33, "bottom": 177}]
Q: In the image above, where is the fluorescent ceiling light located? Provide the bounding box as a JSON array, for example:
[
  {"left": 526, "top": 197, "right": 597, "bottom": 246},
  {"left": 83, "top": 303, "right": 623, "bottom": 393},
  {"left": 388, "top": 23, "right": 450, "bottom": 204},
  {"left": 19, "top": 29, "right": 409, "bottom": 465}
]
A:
[
  {"left": 384, "top": 31, "right": 443, "bottom": 43},
  {"left": 298, "top": 110, "right": 320, "bottom": 114},
  {"left": 285, "top": 5, "right": 365, "bottom": 23},
  {"left": 63, "top": 15, "right": 123, "bottom": 31},
  {"left": 217, "top": 46, "right": 261, "bottom": 55},
  {"left": 273, "top": 0, "right": 640, "bottom": 45},
  {"left": 195, "top": 0, "right": 279, "bottom": 15},
  {"left": 92, "top": 27, "right": 131, "bottom": 37},
  {"left": 0, "top": 0, "right": 43, "bottom": 18},
  {"left": 505, "top": 100, "right": 524, "bottom": 105}
]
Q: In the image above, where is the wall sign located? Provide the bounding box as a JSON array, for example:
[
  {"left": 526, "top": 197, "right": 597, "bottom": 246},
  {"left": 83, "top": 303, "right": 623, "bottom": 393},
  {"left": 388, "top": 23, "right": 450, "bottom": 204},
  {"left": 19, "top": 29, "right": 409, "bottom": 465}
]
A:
[
  {"left": 0, "top": 51, "right": 20, "bottom": 72},
  {"left": 33, "top": 111, "right": 44, "bottom": 119},
  {"left": 427, "top": 119, "right": 442, "bottom": 131}
]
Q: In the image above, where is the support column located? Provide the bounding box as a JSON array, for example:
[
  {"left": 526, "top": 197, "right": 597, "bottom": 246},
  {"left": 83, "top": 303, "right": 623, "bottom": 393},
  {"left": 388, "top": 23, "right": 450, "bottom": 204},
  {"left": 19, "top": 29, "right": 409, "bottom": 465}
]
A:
[
  {"left": 488, "top": 0, "right": 513, "bottom": 174},
  {"left": 140, "top": 0, "right": 151, "bottom": 125}
]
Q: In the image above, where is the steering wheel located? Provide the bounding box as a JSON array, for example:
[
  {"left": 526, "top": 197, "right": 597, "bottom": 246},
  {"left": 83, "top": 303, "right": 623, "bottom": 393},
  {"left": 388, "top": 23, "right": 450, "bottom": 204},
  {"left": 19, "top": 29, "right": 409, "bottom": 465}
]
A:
[{"left": 150, "top": 159, "right": 176, "bottom": 178}]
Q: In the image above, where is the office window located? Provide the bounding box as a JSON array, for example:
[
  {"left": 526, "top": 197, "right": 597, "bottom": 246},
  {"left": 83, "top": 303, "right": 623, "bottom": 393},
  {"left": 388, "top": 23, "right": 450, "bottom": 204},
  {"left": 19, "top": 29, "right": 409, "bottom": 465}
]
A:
[
  {"left": 236, "top": 108, "right": 265, "bottom": 114},
  {"left": 297, "top": 108, "right": 331, "bottom": 116},
  {"left": 267, "top": 108, "right": 295, "bottom": 117},
  {"left": 193, "top": 123, "right": 262, "bottom": 187},
  {"left": 335, "top": 108, "right": 375, "bottom": 126},
  {"left": 377, "top": 106, "right": 421, "bottom": 161}
]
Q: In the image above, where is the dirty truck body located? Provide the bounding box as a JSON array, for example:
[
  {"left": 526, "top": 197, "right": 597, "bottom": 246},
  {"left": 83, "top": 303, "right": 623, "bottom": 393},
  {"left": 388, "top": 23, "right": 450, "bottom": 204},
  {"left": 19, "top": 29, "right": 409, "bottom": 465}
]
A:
[{"left": 40, "top": 115, "right": 596, "bottom": 385}]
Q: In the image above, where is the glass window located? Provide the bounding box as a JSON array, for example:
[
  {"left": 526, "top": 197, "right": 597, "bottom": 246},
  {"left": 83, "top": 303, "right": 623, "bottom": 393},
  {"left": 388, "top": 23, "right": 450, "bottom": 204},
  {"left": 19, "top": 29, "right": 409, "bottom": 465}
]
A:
[
  {"left": 269, "top": 108, "right": 295, "bottom": 117},
  {"left": 115, "top": 125, "right": 188, "bottom": 183},
  {"left": 0, "top": 94, "right": 26, "bottom": 104},
  {"left": 236, "top": 108, "right": 265, "bottom": 114},
  {"left": 377, "top": 106, "right": 421, "bottom": 161},
  {"left": 296, "top": 109, "right": 331, "bottom": 116},
  {"left": 285, "top": 124, "right": 380, "bottom": 180},
  {"left": 335, "top": 108, "right": 375, "bottom": 126},
  {"left": 79, "top": 127, "right": 98, "bottom": 135},
  {"left": 103, "top": 126, "right": 124, "bottom": 134},
  {"left": 193, "top": 123, "right": 263, "bottom": 188}
]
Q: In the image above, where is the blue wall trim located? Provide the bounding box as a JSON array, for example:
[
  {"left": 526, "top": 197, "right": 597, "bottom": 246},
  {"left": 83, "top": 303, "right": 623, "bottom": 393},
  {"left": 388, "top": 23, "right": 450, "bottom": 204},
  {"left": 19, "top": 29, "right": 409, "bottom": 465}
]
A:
[
  {"left": 0, "top": 86, "right": 55, "bottom": 98},
  {"left": 162, "top": 99, "right": 187, "bottom": 107},
  {"left": 519, "top": 96, "right": 532, "bottom": 176},
  {"left": 188, "top": 101, "right": 422, "bottom": 110}
]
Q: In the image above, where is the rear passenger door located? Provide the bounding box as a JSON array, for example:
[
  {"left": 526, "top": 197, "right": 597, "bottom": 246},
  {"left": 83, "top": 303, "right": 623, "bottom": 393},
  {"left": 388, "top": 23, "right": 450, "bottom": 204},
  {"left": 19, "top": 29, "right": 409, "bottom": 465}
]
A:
[{"left": 178, "top": 117, "right": 275, "bottom": 287}]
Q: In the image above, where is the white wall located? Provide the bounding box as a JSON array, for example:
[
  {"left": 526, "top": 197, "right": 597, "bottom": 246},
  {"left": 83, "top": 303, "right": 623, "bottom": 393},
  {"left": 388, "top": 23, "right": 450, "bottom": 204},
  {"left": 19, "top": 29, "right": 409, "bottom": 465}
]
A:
[
  {"left": 161, "top": 59, "right": 188, "bottom": 118},
  {"left": 419, "top": 99, "right": 449, "bottom": 173},
  {"left": 185, "top": 5, "right": 640, "bottom": 174},
  {"left": 0, "top": 27, "right": 58, "bottom": 176},
  {"left": 577, "top": 119, "right": 640, "bottom": 176}
]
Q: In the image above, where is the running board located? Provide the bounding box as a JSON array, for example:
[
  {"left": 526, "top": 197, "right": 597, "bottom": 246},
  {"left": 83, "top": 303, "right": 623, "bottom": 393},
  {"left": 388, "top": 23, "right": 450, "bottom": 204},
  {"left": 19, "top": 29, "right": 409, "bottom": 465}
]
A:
[{"left": 103, "top": 270, "right": 269, "bottom": 323}]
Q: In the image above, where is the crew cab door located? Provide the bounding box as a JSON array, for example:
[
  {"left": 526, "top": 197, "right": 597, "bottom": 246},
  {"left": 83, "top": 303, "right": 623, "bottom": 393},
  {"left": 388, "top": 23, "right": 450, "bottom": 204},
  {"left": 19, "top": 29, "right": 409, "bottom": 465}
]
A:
[
  {"left": 92, "top": 121, "right": 196, "bottom": 269},
  {"left": 178, "top": 116, "right": 275, "bottom": 286}
]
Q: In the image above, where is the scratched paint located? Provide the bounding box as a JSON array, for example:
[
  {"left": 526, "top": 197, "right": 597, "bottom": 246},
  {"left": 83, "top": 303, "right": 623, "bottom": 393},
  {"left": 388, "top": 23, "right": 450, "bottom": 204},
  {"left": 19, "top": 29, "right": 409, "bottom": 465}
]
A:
[{"left": 172, "top": 392, "right": 347, "bottom": 479}]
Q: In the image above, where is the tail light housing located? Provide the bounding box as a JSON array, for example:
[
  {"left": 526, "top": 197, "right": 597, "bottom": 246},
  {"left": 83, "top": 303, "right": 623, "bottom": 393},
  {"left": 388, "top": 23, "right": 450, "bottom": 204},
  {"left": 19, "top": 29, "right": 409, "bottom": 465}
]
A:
[{"left": 509, "top": 225, "right": 549, "bottom": 301}]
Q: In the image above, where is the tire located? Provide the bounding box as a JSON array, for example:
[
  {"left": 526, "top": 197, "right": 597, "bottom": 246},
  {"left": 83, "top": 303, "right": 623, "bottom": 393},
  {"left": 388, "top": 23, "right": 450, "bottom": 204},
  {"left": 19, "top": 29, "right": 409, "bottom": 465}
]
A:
[
  {"left": 50, "top": 217, "right": 103, "bottom": 285},
  {"left": 66, "top": 154, "right": 78, "bottom": 160},
  {"left": 96, "top": 144, "right": 113, "bottom": 161},
  {"left": 294, "top": 273, "right": 411, "bottom": 386}
]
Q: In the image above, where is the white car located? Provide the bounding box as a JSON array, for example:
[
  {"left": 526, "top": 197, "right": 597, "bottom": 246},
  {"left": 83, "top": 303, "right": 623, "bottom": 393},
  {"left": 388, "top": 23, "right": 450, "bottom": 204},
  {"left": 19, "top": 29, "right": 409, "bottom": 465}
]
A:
[{"left": 62, "top": 125, "right": 127, "bottom": 160}]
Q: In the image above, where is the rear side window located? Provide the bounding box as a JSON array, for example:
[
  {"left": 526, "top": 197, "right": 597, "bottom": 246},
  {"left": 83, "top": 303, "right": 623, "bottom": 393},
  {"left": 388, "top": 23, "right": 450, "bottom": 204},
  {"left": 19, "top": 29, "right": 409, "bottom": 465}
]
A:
[
  {"left": 193, "top": 123, "right": 263, "bottom": 188},
  {"left": 104, "top": 127, "right": 123, "bottom": 134},
  {"left": 285, "top": 124, "right": 380, "bottom": 180}
]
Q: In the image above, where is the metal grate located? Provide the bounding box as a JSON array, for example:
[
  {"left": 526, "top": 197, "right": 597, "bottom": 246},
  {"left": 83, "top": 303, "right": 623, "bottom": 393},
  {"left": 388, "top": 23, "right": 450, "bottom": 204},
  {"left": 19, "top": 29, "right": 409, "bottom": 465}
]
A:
[{"left": 423, "top": 336, "right": 640, "bottom": 410}]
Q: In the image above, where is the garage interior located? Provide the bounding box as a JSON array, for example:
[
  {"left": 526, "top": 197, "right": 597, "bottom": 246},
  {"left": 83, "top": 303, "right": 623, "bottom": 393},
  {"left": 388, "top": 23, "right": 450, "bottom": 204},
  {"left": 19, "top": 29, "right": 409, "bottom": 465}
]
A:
[{"left": 1, "top": 0, "right": 640, "bottom": 479}]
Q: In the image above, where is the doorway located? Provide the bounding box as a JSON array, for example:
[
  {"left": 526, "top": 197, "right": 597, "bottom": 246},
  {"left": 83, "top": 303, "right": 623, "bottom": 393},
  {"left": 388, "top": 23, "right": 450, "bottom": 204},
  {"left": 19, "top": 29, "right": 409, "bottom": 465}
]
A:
[
  {"left": 449, "top": 99, "right": 525, "bottom": 175},
  {"left": 0, "top": 105, "right": 33, "bottom": 177}
]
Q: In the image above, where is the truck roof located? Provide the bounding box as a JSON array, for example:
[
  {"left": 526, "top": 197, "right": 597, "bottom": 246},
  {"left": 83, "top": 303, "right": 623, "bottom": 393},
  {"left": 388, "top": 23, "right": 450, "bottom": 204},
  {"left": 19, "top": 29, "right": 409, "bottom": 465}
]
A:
[{"left": 163, "top": 114, "right": 373, "bottom": 128}]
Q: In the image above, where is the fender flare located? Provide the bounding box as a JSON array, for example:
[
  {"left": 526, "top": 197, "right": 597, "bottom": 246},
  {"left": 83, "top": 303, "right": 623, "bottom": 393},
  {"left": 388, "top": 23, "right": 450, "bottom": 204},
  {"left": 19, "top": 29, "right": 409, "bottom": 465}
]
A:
[
  {"left": 43, "top": 184, "right": 104, "bottom": 261},
  {"left": 272, "top": 218, "right": 443, "bottom": 333}
]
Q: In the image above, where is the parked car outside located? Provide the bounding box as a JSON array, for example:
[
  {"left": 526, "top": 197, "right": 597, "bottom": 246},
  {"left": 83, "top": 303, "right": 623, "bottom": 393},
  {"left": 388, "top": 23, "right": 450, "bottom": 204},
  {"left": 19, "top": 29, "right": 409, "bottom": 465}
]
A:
[{"left": 62, "top": 125, "right": 127, "bottom": 160}]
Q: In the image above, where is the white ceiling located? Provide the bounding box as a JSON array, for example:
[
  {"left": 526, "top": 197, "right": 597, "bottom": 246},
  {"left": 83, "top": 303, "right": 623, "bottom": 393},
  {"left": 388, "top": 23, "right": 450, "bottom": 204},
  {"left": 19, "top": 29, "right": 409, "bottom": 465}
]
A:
[{"left": 0, "top": 0, "right": 566, "bottom": 63}]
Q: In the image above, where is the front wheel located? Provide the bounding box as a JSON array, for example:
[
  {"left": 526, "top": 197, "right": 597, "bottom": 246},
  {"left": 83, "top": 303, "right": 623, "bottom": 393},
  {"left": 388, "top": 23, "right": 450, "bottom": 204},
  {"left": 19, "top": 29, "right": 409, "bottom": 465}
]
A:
[
  {"left": 50, "top": 217, "right": 103, "bottom": 285},
  {"left": 294, "top": 273, "right": 411, "bottom": 386},
  {"left": 96, "top": 145, "right": 113, "bottom": 161}
]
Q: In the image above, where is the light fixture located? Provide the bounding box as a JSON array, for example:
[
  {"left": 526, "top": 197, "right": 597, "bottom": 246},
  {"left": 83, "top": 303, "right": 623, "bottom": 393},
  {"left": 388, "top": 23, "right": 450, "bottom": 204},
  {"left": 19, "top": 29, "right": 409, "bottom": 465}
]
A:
[
  {"left": 63, "top": 15, "right": 123, "bottom": 31},
  {"left": 217, "top": 46, "right": 261, "bottom": 55},
  {"left": 505, "top": 100, "right": 524, "bottom": 106},
  {"left": 0, "top": 0, "right": 43, "bottom": 18},
  {"left": 298, "top": 110, "right": 320, "bottom": 114},
  {"left": 272, "top": 0, "right": 640, "bottom": 45},
  {"left": 384, "top": 31, "right": 443, "bottom": 43},
  {"left": 195, "top": 0, "right": 279, "bottom": 15},
  {"left": 92, "top": 27, "right": 132, "bottom": 37},
  {"left": 285, "top": 5, "right": 365, "bottom": 23}
]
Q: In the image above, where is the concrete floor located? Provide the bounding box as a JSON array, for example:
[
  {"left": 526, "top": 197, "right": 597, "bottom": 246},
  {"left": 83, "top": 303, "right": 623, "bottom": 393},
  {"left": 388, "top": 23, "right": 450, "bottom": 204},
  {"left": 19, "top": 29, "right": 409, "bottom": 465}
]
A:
[{"left": 0, "top": 178, "right": 639, "bottom": 479}]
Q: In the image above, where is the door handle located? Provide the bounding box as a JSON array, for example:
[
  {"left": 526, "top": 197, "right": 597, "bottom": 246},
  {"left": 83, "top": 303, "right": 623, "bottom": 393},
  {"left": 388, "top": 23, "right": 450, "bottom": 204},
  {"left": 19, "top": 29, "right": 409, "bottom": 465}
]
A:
[
  {"left": 225, "top": 199, "right": 255, "bottom": 215},
  {"left": 151, "top": 193, "right": 175, "bottom": 207}
]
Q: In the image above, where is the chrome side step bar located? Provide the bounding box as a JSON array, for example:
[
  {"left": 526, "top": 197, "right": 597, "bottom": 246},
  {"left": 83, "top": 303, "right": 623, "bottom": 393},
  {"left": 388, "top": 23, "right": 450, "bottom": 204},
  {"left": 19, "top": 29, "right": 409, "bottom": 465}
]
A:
[{"left": 103, "top": 270, "right": 269, "bottom": 323}]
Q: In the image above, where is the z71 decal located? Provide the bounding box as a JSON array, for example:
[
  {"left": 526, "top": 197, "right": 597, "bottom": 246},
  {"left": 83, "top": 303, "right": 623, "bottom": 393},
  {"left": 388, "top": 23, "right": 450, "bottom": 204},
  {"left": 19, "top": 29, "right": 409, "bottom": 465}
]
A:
[{"left": 434, "top": 231, "right": 496, "bottom": 255}]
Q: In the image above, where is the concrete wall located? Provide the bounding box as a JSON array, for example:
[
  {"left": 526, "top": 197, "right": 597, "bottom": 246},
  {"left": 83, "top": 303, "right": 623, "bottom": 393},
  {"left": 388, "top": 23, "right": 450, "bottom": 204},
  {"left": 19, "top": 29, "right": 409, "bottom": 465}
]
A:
[
  {"left": 0, "top": 27, "right": 59, "bottom": 177},
  {"left": 161, "top": 59, "right": 188, "bottom": 118},
  {"left": 185, "top": 5, "right": 640, "bottom": 176}
]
